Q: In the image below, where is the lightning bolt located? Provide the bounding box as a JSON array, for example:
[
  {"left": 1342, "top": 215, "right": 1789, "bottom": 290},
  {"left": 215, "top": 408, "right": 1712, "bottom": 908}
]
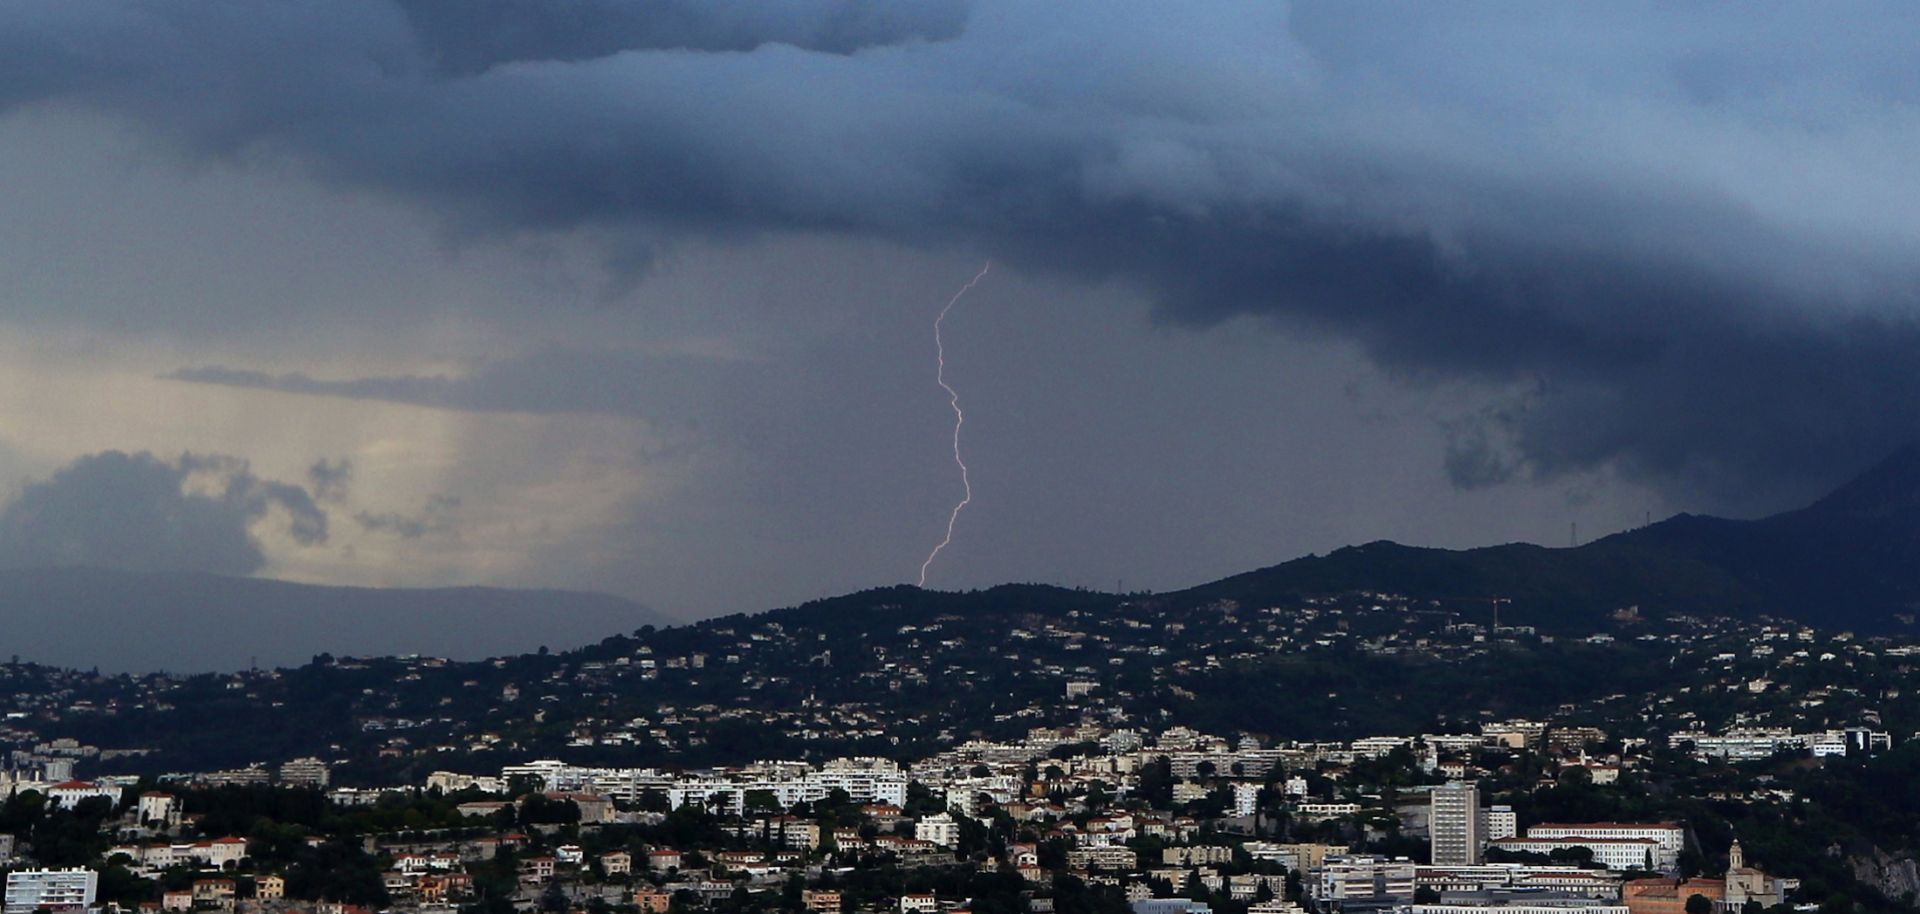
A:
[{"left": 919, "top": 260, "right": 991, "bottom": 587}]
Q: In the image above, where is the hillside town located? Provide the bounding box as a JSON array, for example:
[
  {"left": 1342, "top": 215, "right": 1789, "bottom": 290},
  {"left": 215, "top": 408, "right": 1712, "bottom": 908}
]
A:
[
  {"left": 0, "top": 707, "right": 1895, "bottom": 914},
  {"left": 5, "top": 588, "right": 1920, "bottom": 914},
  {"left": 2, "top": 587, "right": 1916, "bottom": 783}
]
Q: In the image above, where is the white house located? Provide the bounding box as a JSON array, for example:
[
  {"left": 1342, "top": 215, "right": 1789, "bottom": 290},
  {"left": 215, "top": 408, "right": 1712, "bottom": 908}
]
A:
[{"left": 45, "top": 780, "right": 122, "bottom": 808}]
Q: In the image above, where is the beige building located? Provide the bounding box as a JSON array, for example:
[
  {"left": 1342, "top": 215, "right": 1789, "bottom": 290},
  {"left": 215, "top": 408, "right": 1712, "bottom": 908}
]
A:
[
  {"left": 1723, "top": 840, "right": 1797, "bottom": 909},
  {"left": 600, "top": 850, "right": 632, "bottom": 876},
  {"left": 803, "top": 890, "right": 843, "bottom": 913}
]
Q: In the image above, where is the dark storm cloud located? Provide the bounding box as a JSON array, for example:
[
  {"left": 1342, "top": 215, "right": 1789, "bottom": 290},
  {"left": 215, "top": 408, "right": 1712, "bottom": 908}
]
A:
[
  {"left": 393, "top": 0, "right": 967, "bottom": 76},
  {"left": 0, "top": 451, "right": 328, "bottom": 575},
  {"left": 11, "top": 1, "right": 1920, "bottom": 508}
]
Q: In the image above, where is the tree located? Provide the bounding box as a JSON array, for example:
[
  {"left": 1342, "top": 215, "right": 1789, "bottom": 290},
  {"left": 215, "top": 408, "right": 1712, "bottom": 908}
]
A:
[
  {"left": 1138, "top": 757, "right": 1175, "bottom": 809},
  {"left": 1548, "top": 847, "right": 1596, "bottom": 866},
  {"left": 520, "top": 794, "right": 581, "bottom": 826},
  {"left": 743, "top": 789, "right": 782, "bottom": 818},
  {"left": 540, "top": 882, "right": 568, "bottom": 914},
  {"left": 95, "top": 863, "right": 154, "bottom": 908},
  {"left": 1685, "top": 894, "right": 1714, "bottom": 914}
]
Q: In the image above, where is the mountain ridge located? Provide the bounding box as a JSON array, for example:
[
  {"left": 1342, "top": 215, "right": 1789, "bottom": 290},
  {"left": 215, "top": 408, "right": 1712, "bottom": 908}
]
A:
[
  {"left": 0, "top": 566, "right": 674, "bottom": 673},
  {"left": 9, "top": 443, "right": 1920, "bottom": 674},
  {"left": 1173, "top": 442, "right": 1920, "bottom": 630}
]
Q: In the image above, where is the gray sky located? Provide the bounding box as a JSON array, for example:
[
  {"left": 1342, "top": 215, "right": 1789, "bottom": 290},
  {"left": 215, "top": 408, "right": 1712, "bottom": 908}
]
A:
[{"left": 1, "top": 1, "right": 1917, "bottom": 620}]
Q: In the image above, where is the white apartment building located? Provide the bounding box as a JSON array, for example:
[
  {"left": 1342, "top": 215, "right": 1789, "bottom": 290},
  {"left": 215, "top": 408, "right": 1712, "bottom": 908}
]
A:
[
  {"left": 1310, "top": 855, "right": 1416, "bottom": 907},
  {"left": 496, "top": 757, "right": 906, "bottom": 813},
  {"left": 1232, "top": 782, "right": 1261, "bottom": 817},
  {"left": 500, "top": 760, "right": 603, "bottom": 792},
  {"left": 278, "top": 757, "right": 330, "bottom": 788},
  {"left": 1672, "top": 727, "right": 1890, "bottom": 762},
  {"left": 1416, "top": 864, "right": 1622, "bottom": 899},
  {"left": 1523, "top": 824, "right": 1682, "bottom": 871},
  {"left": 1424, "top": 734, "right": 1490, "bottom": 754},
  {"left": 107, "top": 837, "right": 250, "bottom": 875},
  {"left": 666, "top": 759, "right": 908, "bottom": 814},
  {"left": 1067, "top": 846, "right": 1139, "bottom": 869},
  {"left": 815, "top": 757, "right": 912, "bottom": 804},
  {"left": 1173, "top": 782, "right": 1213, "bottom": 803},
  {"left": 1484, "top": 806, "right": 1517, "bottom": 842},
  {"left": 1669, "top": 729, "right": 1796, "bottom": 760},
  {"left": 426, "top": 771, "right": 507, "bottom": 794},
  {"left": 1165, "top": 846, "right": 1237, "bottom": 867},
  {"left": 5, "top": 869, "right": 97, "bottom": 914},
  {"left": 1297, "top": 802, "right": 1362, "bottom": 820},
  {"left": 1488, "top": 837, "right": 1664, "bottom": 873},
  {"left": 1409, "top": 903, "right": 1627, "bottom": 914},
  {"left": 1351, "top": 737, "right": 1414, "bottom": 759},
  {"left": 915, "top": 813, "right": 961, "bottom": 847}
]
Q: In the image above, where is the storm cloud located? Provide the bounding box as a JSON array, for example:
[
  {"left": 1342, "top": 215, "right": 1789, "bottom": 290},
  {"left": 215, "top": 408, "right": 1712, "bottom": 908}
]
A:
[
  {"left": 0, "top": 451, "right": 328, "bottom": 575},
  {"left": 5, "top": 2, "right": 1920, "bottom": 507}
]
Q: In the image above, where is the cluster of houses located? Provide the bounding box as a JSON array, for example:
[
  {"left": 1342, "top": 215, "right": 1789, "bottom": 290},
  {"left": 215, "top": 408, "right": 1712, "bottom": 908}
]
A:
[{"left": 0, "top": 716, "right": 1828, "bottom": 914}]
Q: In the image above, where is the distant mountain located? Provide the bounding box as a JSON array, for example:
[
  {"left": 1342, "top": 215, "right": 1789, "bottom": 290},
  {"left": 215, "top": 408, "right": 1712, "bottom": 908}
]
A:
[
  {"left": 9, "top": 445, "right": 1917, "bottom": 674},
  {"left": 0, "top": 567, "right": 673, "bottom": 673},
  {"left": 1176, "top": 443, "right": 1920, "bottom": 631}
]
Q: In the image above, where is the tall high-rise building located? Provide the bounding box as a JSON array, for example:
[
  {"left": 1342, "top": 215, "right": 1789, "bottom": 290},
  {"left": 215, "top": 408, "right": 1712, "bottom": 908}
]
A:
[{"left": 1430, "top": 781, "right": 1483, "bottom": 866}]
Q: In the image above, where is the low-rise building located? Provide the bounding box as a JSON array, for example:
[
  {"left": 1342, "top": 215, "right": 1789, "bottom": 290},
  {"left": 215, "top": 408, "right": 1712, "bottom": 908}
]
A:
[
  {"left": 1622, "top": 878, "right": 1724, "bottom": 914},
  {"left": 803, "top": 890, "right": 844, "bottom": 913},
  {"left": 600, "top": 850, "right": 632, "bottom": 876},
  {"left": 634, "top": 888, "right": 672, "bottom": 913},
  {"left": 900, "top": 893, "right": 940, "bottom": 914},
  {"left": 45, "top": 780, "right": 123, "bottom": 808}
]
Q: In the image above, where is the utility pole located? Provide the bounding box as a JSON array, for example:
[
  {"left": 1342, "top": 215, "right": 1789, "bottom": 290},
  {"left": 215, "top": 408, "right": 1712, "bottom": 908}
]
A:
[{"left": 1490, "top": 597, "right": 1510, "bottom": 630}]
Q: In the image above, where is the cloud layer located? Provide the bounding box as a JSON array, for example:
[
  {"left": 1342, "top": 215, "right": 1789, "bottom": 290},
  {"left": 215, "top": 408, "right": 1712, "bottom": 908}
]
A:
[
  {"left": 5, "top": 2, "right": 1920, "bottom": 509},
  {"left": 0, "top": 451, "right": 327, "bottom": 575}
]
